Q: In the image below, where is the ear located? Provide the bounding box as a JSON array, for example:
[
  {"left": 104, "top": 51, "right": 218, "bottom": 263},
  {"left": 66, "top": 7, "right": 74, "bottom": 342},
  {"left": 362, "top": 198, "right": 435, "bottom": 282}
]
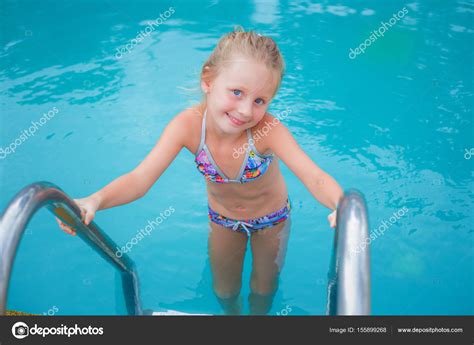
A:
[{"left": 200, "top": 79, "right": 211, "bottom": 94}]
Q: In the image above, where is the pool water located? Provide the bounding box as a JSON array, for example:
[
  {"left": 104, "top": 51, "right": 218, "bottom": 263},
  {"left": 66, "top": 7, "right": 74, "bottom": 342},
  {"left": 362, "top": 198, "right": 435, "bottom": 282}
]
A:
[{"left": 1, "top": 0, "right": 472, "bottom": 315}]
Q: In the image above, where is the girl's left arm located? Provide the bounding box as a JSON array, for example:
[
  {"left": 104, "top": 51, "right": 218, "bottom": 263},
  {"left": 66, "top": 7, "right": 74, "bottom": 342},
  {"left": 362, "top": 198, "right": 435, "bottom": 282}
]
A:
[{"left": 266, "top": 118, "right": 344, "bottom": 227}]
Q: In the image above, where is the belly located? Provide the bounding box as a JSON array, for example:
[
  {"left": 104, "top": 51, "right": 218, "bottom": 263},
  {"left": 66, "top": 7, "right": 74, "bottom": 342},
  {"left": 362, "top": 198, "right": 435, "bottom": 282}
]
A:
[{"left": 206, "top": 160, "right": 288, "bottom": 219}]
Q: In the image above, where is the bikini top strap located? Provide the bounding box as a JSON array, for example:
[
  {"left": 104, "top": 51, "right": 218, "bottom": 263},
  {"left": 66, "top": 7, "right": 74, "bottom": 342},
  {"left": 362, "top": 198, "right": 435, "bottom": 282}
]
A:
[
  {"left": 246, "top": 128, "right": 255, "bottom": 152},
  {"left": 196, "top": 109, "right": 207, "bottom": 156}
]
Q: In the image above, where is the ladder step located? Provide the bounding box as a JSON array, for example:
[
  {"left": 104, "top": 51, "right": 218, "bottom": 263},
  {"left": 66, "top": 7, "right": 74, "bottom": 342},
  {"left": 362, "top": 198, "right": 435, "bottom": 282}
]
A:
[{"left": 152, "top": 309, "right": 211, "bottom": 316}]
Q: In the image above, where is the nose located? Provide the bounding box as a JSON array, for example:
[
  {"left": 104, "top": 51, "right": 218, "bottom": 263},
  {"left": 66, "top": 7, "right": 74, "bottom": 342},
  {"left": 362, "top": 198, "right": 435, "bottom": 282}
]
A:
[{"left": 237, "top": 101, "right": 253, "bottom": 120}]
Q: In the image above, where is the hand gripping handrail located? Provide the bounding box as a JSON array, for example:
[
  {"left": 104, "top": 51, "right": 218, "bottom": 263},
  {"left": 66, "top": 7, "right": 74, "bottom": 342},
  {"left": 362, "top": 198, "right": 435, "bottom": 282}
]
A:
[
  {"left": 0, "top": 182, "right": 142, "bottom": 315},
  {"left": 326, "top": 189, "right": 370, "bottom": 315}
]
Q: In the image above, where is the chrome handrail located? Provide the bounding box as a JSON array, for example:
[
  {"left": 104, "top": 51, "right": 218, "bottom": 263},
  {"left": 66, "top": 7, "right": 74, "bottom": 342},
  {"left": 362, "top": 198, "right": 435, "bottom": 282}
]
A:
[
  {"left": 327, "top": 189, "right": 370, "bottom": 315},
  {"left": 0, "top": 182, "right": 142, "bottom": 315}
]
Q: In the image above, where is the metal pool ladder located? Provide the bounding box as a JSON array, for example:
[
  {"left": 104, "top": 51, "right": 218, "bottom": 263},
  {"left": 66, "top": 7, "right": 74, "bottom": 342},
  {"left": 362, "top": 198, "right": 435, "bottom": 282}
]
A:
[
  {"left": 327, "top": 189, "right": 371, "bottom": 315},
  {"left": 0, "top": 182, "right": 143, "bottom": 315},
  {"left": 0, "top": 182, "right": 369, "bottom": 316}
]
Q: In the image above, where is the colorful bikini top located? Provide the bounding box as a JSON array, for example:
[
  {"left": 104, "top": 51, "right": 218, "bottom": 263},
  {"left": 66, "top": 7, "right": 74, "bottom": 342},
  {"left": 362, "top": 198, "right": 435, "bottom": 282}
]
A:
[{"left": 194, "top": 109, "right": 274, "bottom": 183}]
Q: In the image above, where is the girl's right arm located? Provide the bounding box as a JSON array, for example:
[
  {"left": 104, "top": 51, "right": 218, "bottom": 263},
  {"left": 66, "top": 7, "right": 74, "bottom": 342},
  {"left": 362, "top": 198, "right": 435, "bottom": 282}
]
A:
[{"left": 57, "top": 110, "right": 193, "bottom": 235}]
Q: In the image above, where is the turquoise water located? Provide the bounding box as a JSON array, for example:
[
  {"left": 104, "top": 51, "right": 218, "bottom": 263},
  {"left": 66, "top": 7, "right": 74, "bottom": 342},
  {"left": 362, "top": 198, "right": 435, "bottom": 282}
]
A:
[{"left": 1, "top": 0, "right": 472, "bottom": 315}]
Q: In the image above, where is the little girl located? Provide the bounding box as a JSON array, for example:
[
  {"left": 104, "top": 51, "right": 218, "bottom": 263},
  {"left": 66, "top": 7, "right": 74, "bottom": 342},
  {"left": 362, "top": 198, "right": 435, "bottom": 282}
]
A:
[{"left": 57, "top": 28, "right": 344, "bottom": 315}]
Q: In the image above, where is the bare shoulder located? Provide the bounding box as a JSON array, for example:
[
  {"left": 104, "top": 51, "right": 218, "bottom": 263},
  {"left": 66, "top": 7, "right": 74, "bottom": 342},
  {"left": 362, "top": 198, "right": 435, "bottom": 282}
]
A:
[
  {"left": 171, "top": 106, "right": 203, "bottom": 130},
  {"left": 168, "top": 105, "right": 204, "bottom": 154},
  {"left": 250, "top": 111, "right": 291, "bottom": 154}
]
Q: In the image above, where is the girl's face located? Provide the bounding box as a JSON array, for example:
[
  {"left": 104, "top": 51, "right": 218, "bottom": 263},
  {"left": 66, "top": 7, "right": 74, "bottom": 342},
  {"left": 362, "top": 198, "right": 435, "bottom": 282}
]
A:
[{"left": 201, "top": 57, "right": 278, "bottom": 134}]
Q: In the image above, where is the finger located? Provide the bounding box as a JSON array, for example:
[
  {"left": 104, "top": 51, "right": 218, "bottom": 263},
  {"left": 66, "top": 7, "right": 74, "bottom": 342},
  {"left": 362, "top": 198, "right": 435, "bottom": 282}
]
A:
[
  {"left": 84, "top": 212, "right": 94, "bottom": 225},
  {"left": 63, "top": 226, "right": 75, "bottom": 235},
  {"left": 55, "top": 218, "right": 76, "bottom": 236},
  {"left": 327, "top": 215, "right": 334, "bottom": 228},
  {"left": 62, "top": 225, "right": 74, "bottom": 235},
  {"left": 66, "top": 227, "right": 76, "bottom": 236},
  {"left": 55, "top": 218, "right": 68, "bottom": 230}
]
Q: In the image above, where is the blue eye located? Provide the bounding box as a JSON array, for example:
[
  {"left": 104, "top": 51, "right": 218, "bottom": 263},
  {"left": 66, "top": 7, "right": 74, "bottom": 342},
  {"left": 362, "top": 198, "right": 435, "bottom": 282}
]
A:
[
  {"left": 232, "top": 89, "right": 242, "bottom": 96},
  {"left": 255, "top": 98, "right": 265, "bottom": 105}
]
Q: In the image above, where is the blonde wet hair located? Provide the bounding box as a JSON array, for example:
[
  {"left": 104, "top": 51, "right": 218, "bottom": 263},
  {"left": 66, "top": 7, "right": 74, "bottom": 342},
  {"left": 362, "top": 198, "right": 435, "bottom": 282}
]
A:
[{"left": 201, "top": 27, "right": 285, "bottom": 99}]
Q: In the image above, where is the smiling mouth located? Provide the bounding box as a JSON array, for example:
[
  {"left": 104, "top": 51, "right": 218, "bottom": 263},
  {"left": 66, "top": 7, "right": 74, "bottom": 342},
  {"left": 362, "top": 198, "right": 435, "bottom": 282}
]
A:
[{"left": 225, "top": 112, "right": 246, "bottom": 126}]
